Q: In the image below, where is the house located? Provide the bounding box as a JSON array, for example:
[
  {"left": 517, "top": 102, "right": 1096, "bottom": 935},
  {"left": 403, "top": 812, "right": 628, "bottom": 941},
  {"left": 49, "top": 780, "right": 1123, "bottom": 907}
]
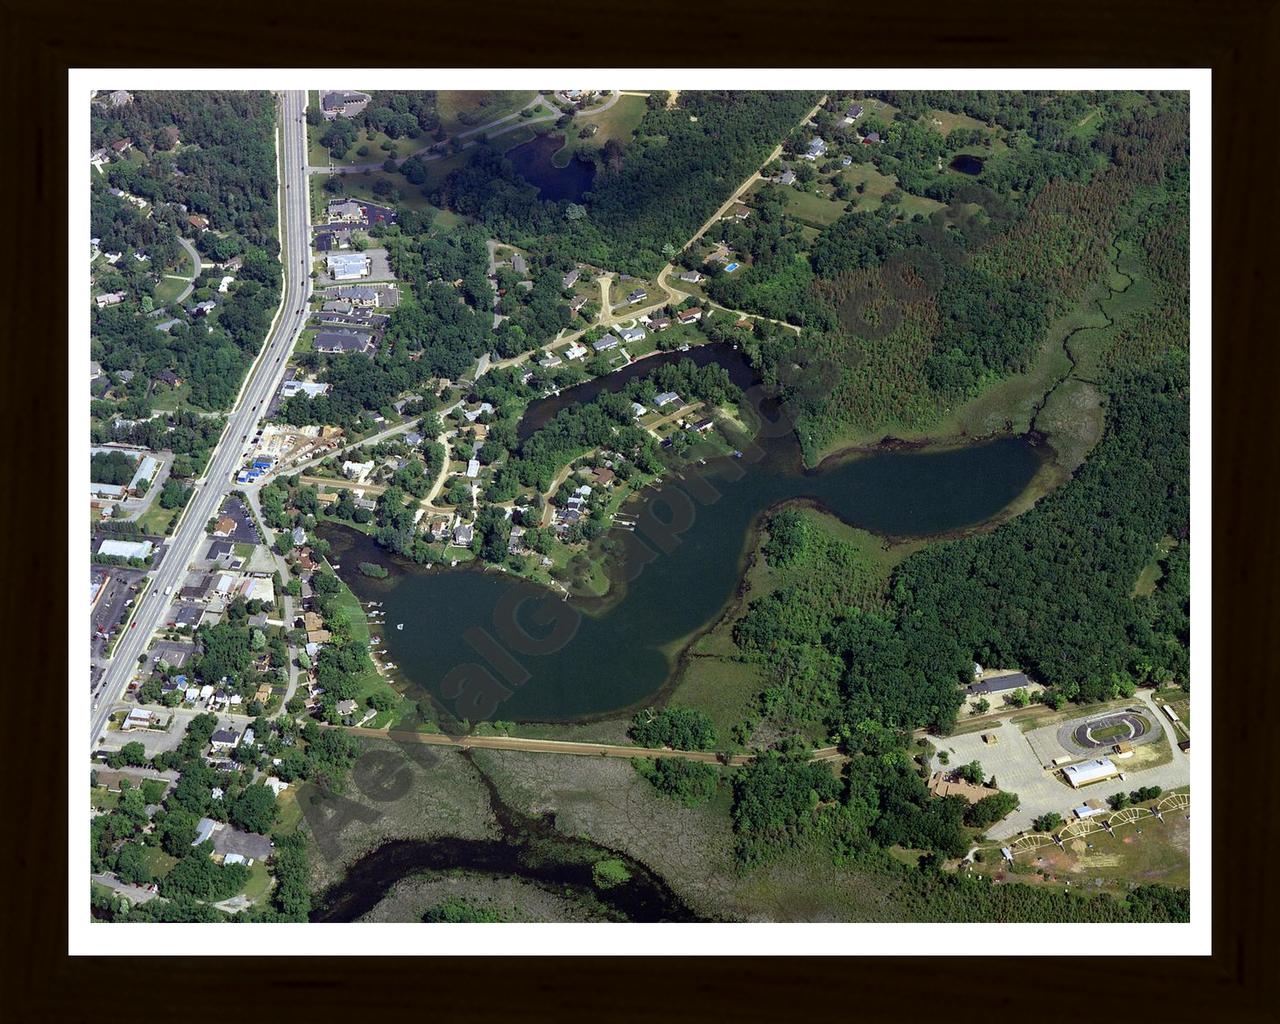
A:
[
  {"left": 843, "top": 103, "right": 864, "bottom": 122},
  {"left": 678, "top": 270, "right": 703, "bottom": 283},
  {"left": 569, "top": 295, "right": 588, "bottom": 313},
  {"left": 631, "top": 402, "right": 647, "bottom": 418},
  {"left": 212, "top": 516, "right": 236, "bottom": 538},
  {"left": 779, "top": 170, "right": 797, "bottom": 186},
  {"left": 627, "top": 288, "right": 647, "bottom": 303},
  {"left": 466, "top": 459, "right": 480, "bottom": 478},
  {"left": 512, "top": 253, "right": 528, "bottom": 275},
  {"left": 538, "top": 354, "right": 562, "bottom": 368},
  {"left": 840, "top": 155, "right": 853, "bottom": 167},
  {"left": 590, "top": 466, "right": 616, "bottom": 486},
  {"left": 1062, "top": 758, "right": 1120, "bottom": 788},
  {"left": 187, "top": 213, "right": 209, "bottom": 231},
  {"left": 802, "top": 138, "right": 827, "bottom": 161},
  {"left": 453, "top": 522, "right": 474, "bottom": 546},
  {"left": 292, "top": 526, "right": 307, "bottom": 547},
  {"left": 618, "top": 326, "right": 647, "bottom": 344},
  {"left": 648, "top": 317, "right": 672, "bottom": 332},
  {"left": 861, "top": 131, "right": 882, "bottom": 144},
  {"left": 464, "top": 402, "right": 495, "bottom": 422},
  {"left": 676, "top": 307, "right": 703, "bottom": 325},
  {"left": 170, "top": 604, "right": 204, "bottom": 629},
  {"left": 564, "top": 342, "right": 588, "bottom": 360},
  {"left": 728, "top": 204, "right": 752, "bottom": 221},
  {"left": 693, "top": 419, "right": 715, "bottom": 433},
  {"left": 111, "top": 137, "right": 133, "bottom": 155},
  {"left": 209, "top": 729, "right": 239, "bottom": 752},
  {"left": 314, "top": 329, "right": 373, "bottom": 354},
  {"left": 218, "top": 275, "right": 235, "bottom": 293},
  {"left": 191, "top": 300, "right": 216, "bottom": 316},
  {"left": 154, "top": 318, "right": 182, "bottom": 333},
  {"left": 562, "top": 268, "right": 580, "bottom": 288},
  {"left": 654, "top": 391, "right": 681, "bottom": 407},
  {"left": 94, "top": 292, "right": 125, "bottom": 309},
  {"left": 320, "top": 91, "right": 371, "bottom": 120},
  {"left": 336, "top": 699, "right": 358, "bottom": 717},
  {"left": 593, "top": 336, "right": 619, "bottom": 352},
  {"left": 342, "top": 460, "right": 374, "bottom": 481},
  {"left": 154, "top": 369, "right": 182, "bottom": 388},
  {"left": 326, "top": 252, "right": 370, "bottom": 281}
]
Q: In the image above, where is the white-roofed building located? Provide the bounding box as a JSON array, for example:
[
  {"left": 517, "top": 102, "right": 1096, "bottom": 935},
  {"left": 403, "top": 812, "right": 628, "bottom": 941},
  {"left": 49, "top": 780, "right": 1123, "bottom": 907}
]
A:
[
  {"left": 96, "top": 538, "right": 153, "bottom": 561},
  {"left": 1061, "top": 758, "right": 1120, "bottom": 788}
]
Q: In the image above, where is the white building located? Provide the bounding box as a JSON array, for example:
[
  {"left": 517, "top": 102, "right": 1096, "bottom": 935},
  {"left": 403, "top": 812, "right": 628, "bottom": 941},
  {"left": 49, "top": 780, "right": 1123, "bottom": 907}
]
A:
[
  {"left": 1061, "top": 758, "right": 1120, "bottom": 788},
  {"left": 97, "top": 538, "right": 154, "bottom": 561},
  {"left": 326, "top": 252, "right": 370, "bottom": 281}
]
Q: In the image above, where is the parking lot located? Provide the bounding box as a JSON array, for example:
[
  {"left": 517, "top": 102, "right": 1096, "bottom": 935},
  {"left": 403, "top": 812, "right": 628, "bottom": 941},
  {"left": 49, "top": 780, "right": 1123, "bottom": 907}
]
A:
[
  {"left": 90, "top": 566, "right": 148, "bottom": 659},
  {"left": 931, "top": 694, "right": 1191, "bottom": 840}
]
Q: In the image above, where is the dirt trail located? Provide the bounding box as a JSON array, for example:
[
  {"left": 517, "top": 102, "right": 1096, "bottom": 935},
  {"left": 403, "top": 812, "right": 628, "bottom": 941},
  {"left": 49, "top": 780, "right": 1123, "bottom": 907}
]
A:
[{"left": 344, "top": 724, "right": 843, "bottom": 767}]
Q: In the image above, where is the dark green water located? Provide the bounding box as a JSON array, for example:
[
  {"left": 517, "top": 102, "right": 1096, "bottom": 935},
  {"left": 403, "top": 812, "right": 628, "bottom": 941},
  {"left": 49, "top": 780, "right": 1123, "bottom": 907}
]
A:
[{"left": 321, "top": 428, "right": 1045, "bottom": 724}]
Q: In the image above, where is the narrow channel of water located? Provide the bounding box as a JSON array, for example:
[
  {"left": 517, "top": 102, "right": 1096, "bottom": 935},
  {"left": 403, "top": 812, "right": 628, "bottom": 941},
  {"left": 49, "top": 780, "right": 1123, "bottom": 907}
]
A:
[{"left": 309, "top": 751, "right": 702, "bottom": 923}]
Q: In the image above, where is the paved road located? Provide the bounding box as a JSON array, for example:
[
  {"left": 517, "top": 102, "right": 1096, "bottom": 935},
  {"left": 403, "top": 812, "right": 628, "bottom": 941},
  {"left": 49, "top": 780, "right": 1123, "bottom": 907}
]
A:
[
  {"left": 90, "top": 90, "right": 314, "bottom": 747},
  {"left": 344, "top": 724, "right": 842, "bottom": 767},
  {"left": 169, "top": 236, "right": 203, "bottom": 305}
]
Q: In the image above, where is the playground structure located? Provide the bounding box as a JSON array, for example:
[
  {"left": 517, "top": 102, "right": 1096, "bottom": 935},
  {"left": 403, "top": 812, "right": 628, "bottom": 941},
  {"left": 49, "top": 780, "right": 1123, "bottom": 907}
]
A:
[{"left": 1006, "top": 792, "right": 1189, "bottom": 856}]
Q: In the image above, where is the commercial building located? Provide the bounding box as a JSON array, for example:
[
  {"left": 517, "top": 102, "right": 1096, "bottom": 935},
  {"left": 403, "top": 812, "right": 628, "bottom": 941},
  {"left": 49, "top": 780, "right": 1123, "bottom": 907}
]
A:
[
  {"left": 326, "top": 252, "right": 370, "bottom": 281},
  {"left": 96, "top": 538, "right": 154, "bottom": 561},
  {"left": 1061, "top": 758, "right": 1120, "bottom": 788}
]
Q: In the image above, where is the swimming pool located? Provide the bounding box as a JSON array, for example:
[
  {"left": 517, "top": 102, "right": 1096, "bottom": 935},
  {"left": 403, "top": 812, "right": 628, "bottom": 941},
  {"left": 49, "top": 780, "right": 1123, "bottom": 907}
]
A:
[{"left": 724, "top": 262, "right": 739, "bottom": 272}]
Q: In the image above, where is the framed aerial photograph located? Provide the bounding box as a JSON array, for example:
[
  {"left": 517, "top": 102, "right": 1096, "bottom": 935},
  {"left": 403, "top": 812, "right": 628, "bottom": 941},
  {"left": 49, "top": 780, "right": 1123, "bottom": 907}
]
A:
[{"left": 66, "top": 68, "right": 1210, "bottom": 957}]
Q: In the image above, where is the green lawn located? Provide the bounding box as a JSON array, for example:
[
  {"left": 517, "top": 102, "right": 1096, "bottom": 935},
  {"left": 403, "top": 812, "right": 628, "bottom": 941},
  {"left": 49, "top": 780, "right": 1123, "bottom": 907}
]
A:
[
  {"left": 237, "top": 859, "right": 273, "bottom": 902},
  {"left": 140, "top": 846, "right": 178, "bottom": 879},
  {"left": 780, "top": 187, "right": 849, "bottom": 227},
  {"left": 551, "top": 93, "right": 648, "bottom": 168},
  {"left": 437, "top": 90, "right": 539, "bottom": 135},
  {"left": 309, "top": 126, "right": 426, "bottom": 169},
  {"left": 135, "top": 500, "right": 180, "bottom": 536},
  {"left": 91, "top": 788, "right": 119, "bottom": 811}
]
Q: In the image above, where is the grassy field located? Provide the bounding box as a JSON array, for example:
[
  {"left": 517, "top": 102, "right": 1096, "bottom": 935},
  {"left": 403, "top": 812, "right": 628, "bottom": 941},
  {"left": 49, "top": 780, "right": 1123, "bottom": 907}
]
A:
[
  {"left": 551, "top": 93, "right": 648, "bottom": 168},
  {"left": 308, "top": 126, "right": 426, "bottom": 169},
  {"left": 780, "top": 187, "right": 849, "bottom": 227},
  {"left": 135, "top": 500, "right": 180, "bottom": 536},
  {"left": 437, "top": 90, "right": 539, "bottom": 135},
  {"left": 140, "top": 846, "right": 177, "bottom": 879},
  {"left": 975, "top": 806, "right": 1189, "bottom": 892}
]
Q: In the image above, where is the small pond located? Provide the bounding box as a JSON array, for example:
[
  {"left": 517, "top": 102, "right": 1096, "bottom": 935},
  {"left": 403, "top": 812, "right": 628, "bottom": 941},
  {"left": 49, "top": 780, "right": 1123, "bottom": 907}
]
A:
[
  {"left": 507, "top": 133, "right": 596, "bottom": 203},
  {"left": 949, "top": 153, "right": 985, "bottom": 176}
]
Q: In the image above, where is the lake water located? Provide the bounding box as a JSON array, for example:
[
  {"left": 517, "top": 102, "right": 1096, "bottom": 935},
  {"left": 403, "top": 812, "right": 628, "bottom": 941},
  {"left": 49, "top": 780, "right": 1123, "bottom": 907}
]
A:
[
  {"left": 949, "top": 153, "right": 985, "bottom": 175},
  {"left": 506, "top": 133, "right": 596, "bottom": 203},
  {"left": 322, "top": 417, "right": 1045, "bottom": 723}
]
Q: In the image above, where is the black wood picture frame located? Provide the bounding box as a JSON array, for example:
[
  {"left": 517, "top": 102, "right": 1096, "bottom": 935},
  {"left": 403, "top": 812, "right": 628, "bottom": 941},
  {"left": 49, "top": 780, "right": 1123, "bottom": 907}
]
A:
[{"left": 4, "top": 0, "right": 1274, "bottom": 1018}]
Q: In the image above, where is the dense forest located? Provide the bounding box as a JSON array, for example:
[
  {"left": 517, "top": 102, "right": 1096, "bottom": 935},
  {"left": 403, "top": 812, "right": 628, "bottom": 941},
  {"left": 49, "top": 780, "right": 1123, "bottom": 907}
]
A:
[
  {"left": 702, "top": 91, "right": 1190, "bottom": 461},
  {"left": 434, "top": 91, "right": 821, "bottom": 274}
]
